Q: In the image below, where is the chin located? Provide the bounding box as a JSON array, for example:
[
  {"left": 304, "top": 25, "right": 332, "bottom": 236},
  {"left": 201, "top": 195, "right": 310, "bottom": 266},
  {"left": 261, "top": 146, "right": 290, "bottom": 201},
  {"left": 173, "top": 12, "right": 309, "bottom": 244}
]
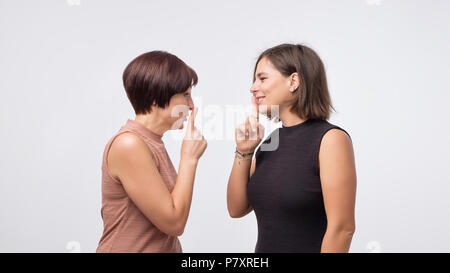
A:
[{"left": 261, "top": 105, "right": 279, "bottom": 121}]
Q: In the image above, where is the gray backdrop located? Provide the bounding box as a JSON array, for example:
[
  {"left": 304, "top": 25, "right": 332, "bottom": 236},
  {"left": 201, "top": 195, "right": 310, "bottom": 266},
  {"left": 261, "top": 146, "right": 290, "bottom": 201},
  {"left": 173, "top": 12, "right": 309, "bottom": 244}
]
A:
[{"left": 1, "top": 0, "right": 449, "bottom": 252}]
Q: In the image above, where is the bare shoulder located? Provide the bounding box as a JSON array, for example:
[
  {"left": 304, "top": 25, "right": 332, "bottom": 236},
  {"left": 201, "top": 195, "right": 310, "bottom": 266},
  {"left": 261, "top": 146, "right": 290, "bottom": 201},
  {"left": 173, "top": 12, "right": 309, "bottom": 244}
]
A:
[
  {"left": 108, "top": 132, "right": 154, "bottom": 178},
  {"left": 319, "top": 128, "right": 355, "bottom": 171},
  {"left": 110, "top": 132, "right": 147, "bottom": 156},
  {"left": 321, "top": 128, "right": 352, "bottom": 149},
  {"left": 319, "top": 128, "right": 354, "bottom": 164}
]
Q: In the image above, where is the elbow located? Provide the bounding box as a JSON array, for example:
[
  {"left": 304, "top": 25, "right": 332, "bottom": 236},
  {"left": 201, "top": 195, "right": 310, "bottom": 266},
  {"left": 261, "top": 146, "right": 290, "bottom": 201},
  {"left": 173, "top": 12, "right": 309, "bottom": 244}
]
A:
[
  {"left": 227, "top": 203, "right": 240, "bottom": 218},
  {"left": 172, "top": 227, "right": 185, "bottom": 237},
  {"left": 342, "top": 227, "right": 355, "bottom": 238},
  {"left": 226, "top": 195, "right": 251, "bottom": 218},
  {"left": 228, "top": 210, "right": 242, "bottom": 218},
  {"left": 344, "top": 222, "right": 356, "bottom": 235},
  {"left": 165, "top": 225, "right": 185, "bottom": 237},
  {"left": 227, "top": 205, "right": 239, "bottom": 218},
  {"left": 160, "top": 219, "right": 186, "bottom": 237},
  {"left": 172, "top": 220, "right": 186, "bottom": 236},
  {"left": 341, "top": 225, "right": 356, "bottom": 236},
  {"left": 328, "top": 222, "right": 356, "bottom": 237},
  {"left": 227, "top": 205, "right": 247, "bottom": 218}
]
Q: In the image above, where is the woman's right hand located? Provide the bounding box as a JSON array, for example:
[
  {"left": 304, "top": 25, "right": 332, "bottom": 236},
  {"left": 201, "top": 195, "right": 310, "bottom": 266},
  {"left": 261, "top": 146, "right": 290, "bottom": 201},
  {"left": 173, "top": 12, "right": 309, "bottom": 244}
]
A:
[
  {"left": 181, "top": 107, "right": 207, "bottom": 161},
  {"left": 235, "top": 97, "right": 265, "bottom": 154}
]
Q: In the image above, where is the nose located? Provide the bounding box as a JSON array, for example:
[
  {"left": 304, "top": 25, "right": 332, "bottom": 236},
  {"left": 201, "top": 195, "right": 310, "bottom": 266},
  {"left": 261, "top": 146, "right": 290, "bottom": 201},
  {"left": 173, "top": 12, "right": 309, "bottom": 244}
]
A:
[
  {"left": 187, "top": 97, "right": 194, "bottom": 111},
  {"left": 250, "top": 82, "right": 259, "bottom": 94}
]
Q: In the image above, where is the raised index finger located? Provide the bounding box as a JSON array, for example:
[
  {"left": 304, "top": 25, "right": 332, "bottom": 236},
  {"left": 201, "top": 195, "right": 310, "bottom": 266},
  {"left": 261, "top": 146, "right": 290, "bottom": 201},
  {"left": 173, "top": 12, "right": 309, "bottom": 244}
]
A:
[
  {"left": 251, "top": 96, "right": 259, "bottom": 123},
  {"left": 189, "top": 107, "right": 198, "bottom": 132}
]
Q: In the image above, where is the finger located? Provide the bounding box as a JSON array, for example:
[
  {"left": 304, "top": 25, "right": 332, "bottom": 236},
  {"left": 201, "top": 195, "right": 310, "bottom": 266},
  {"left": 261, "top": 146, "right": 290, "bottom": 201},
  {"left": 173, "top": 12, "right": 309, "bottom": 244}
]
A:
[
  {"left": 249, "top": 113, "right": 258, "bottom": 132},
  {"left": 191, "top": 127, "right": 203, "bottom": 140},
  {"left": 235, "top": 124, "right": 245, "bottom": 141},
  {"left": 256, "top": 121, "right": 260, "bottom": 138},
  {"left": 188, "top": 107, "right": 198, "bottom": 133},
  {"left": 244, "top": 117, "right": 250, "bottom": 138},
  {"left": 251, "top": 96, "right": 259, "bottom": 123},
  {"left": 249, "top": 118, "right": 259, "bottom": 140},
  {"left": 197, "top": 130, "right": 203, "bottom": 140},
  {"left": 258, "top": 123, "right": 265, "bottom": 139}
]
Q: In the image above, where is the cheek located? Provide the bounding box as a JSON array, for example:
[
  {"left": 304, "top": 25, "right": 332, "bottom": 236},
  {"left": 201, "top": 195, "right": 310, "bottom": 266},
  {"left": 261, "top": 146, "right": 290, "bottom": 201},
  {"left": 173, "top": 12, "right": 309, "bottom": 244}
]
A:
[
  {"left": 262, "top": 78, "right": 280, "bottom": 94},
  {"left": 167, "top": 99, "right": 189, "bottom": 118},
  {"left": 261, "top": 81, "right": 276, "bottom": 101},
  {"left": 168, "top": 95, "right": 188, "bottom": 107},
  {"left": 269, "top": 80, "right": 289, "bottom": 101}
]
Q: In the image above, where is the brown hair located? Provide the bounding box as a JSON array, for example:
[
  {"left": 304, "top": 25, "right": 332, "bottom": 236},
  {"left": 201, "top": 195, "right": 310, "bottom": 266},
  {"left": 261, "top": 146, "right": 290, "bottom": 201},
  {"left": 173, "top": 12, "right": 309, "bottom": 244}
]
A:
[
  {"left": 253, "top": 44, "right": 334, "bottom": 120},
  {"left": 123, "top": 51, "right": 198, "bottom": 114}
]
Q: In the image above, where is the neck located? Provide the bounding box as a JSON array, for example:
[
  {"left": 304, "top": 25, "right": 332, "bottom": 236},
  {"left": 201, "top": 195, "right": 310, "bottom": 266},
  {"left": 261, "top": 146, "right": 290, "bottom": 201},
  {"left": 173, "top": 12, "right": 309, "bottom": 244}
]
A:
[
  {"left": 134, "top": 113, "right": 167, "bottom": 137},
  {"left": 279, "top": 107, "right": 306, "bottom": 127}
]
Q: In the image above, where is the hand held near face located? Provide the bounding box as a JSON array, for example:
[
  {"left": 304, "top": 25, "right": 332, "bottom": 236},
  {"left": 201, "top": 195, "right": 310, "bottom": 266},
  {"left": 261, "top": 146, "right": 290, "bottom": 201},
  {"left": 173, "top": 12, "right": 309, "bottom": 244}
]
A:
[
  {"left": 235, "top": 96, "right": 265, "bottom": 155},
  {"left": 181, "top": 107, "right": 207, "bottom": 162}
]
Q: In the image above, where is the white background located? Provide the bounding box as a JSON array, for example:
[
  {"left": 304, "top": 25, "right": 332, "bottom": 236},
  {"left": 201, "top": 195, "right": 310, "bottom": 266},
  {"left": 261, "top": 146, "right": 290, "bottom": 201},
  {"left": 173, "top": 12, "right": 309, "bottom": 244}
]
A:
[{"left": 1, "top": 0, "right": 449, "bottom": 252}]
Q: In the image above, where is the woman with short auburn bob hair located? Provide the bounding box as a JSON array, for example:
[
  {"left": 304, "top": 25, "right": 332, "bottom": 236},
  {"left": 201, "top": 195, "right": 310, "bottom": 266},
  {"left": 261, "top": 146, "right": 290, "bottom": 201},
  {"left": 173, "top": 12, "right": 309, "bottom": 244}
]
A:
[
  {"left": 97, "top": 51, "right": 207, "bottom": 253},
  {"left": 227, "top": 44, "right": 357, "bottom": 253}
]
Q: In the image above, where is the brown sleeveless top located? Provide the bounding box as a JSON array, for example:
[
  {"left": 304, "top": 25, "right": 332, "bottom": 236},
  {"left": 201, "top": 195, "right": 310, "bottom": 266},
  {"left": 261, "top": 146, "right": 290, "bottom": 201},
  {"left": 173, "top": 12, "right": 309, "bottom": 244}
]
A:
[{"left": 96, "top": 119, "right": 182, "bottom": 253}]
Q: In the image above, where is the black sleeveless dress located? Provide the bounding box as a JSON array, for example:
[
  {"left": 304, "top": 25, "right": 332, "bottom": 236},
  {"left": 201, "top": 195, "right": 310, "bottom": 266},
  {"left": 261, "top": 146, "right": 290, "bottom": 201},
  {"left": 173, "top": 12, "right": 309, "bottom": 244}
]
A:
[{"left": 247, "top": 119, "right": 350, "bottom": 253}]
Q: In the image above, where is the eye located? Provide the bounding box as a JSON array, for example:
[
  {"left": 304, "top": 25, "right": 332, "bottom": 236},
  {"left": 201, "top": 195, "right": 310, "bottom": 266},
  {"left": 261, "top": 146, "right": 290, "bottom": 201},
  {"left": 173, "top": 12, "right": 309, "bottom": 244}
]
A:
[
  {"left": 260, "top": 77, "right": 267, "bottom": 81},
  {"left": 184, "top": 93, "right": 190, "bottom": 97}
]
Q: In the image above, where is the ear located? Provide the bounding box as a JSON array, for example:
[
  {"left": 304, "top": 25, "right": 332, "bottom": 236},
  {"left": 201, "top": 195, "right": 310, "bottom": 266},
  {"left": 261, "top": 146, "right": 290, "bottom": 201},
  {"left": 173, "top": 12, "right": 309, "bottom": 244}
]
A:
[{"left": 288, "top": 72, "right": 300, "bottom": 92}]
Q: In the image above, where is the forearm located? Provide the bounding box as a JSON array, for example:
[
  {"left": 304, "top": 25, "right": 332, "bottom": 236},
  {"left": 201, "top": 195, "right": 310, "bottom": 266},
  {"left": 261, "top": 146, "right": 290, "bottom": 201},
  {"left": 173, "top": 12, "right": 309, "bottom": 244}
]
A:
[
  {"left": 227, "top": 155, "right": 252, "bottom": 216},
  {"left": 320, "top": 228, "right": 354, "bottom": 253},
  {"left": 170, "top": 158, "right": 199, "bottom": 230}
]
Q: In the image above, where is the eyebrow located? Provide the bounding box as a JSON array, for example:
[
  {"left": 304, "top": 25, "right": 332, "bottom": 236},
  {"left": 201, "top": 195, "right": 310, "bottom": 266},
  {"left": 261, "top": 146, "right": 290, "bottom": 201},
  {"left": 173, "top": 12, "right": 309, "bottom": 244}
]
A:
[{"left": 256, "top": 72, "right": 268, "bottom": 77}]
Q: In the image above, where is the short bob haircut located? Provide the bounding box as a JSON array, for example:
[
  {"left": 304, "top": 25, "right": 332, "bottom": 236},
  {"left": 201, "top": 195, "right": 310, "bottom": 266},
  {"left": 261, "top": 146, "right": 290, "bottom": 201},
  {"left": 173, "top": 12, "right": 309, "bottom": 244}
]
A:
[
  {"left": 253, "top": 44, "right": 334, "bottom": 120},
  {"left": 123, "top": 50, "right": 198, "bottom": 114}
]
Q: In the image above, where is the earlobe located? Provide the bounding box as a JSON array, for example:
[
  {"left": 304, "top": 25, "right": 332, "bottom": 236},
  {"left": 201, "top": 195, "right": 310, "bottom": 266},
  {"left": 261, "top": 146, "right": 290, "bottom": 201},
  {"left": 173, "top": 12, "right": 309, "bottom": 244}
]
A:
[{"left": 289, "top": 72, "right": 300, "bottom": 92}]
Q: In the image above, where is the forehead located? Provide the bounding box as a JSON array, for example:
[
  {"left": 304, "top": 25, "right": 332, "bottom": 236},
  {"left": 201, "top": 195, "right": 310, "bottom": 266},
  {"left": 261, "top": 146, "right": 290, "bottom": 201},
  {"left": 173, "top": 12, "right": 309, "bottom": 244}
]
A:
[{"left": 255, "top": 57, "right": 277, "bottom": 74}]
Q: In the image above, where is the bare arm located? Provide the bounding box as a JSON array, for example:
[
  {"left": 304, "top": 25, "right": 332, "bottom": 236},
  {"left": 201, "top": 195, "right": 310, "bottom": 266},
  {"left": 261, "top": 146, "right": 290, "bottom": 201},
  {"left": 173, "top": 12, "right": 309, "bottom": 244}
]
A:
[
  {"left": 227, "top": 96, "right": 263, "bottom": 218},
  {"left": 319, "top": 129, "right": 357, "bottom": 253},
  {"left": 227, "top": 157, "right": 256, "bottom": 218}
]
